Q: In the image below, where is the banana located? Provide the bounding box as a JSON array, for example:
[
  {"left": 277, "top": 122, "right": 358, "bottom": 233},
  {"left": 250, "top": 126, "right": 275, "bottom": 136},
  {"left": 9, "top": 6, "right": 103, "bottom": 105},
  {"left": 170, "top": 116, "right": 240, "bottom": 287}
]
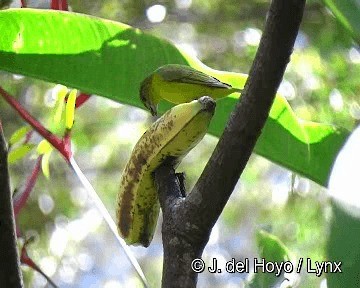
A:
[{"left": 116, "top": 96, "right": 216, "bottom": 247}]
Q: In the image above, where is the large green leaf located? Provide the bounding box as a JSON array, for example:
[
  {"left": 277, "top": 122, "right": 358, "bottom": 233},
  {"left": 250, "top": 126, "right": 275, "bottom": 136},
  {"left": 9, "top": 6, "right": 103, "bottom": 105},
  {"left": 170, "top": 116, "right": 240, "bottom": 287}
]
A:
[
  {"left": 323, "top": 0, "right": 360, "bottom": 44},
  {"left": 247, "top": 230, "right": 291, "bottom": 288},
  {"left": 327, "top": 203, "right": 360, "bottom": 288},
  {"left": 327, "top": 127, "right": 360, "bottom": 287},
  {"left": 0, "top": 9, "right": 349, "bottom": 186}
]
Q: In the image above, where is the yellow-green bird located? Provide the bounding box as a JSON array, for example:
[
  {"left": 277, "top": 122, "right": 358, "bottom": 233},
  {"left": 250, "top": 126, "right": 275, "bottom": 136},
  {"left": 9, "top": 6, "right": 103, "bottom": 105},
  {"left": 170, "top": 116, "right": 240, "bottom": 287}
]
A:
[{"left": 140, "top": 64, "right": 242, "bottom": 116}]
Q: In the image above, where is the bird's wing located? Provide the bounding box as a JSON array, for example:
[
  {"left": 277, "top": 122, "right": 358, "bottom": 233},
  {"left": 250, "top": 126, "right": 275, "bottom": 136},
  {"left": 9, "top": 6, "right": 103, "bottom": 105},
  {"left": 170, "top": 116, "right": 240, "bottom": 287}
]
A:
[{"left": 157, "top": 64, "right": 232, "bottom": 89}]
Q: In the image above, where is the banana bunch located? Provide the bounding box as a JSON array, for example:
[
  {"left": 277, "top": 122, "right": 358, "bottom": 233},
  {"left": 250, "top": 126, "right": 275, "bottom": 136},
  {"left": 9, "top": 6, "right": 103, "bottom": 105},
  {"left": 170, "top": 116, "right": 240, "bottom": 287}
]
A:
[{"left": 116, "top": 96, "right": 216, "bottom": 247}]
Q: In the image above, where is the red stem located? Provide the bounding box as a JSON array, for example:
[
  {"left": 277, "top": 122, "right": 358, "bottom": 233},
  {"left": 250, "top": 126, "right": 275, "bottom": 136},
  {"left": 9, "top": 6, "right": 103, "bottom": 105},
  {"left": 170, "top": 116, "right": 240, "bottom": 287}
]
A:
[
  {"left": 0, "top": 86, "right": 71, "bottom": 161},
  {"left": 13, "top": 156, "right": 42, "bottom": 216},
  {"left": 51, "top": 0, "right": 59, "bottom": 10},
  {"left": 24, "top": 130, "right": 34, "bottom": 144},
  {"left": 51, "top": 0, "right": 68, "bottom": 11},
  {"left": 75, "top": 93, "right": 91, "bottom": 108},
  {"left": 21, "top": 240, "right": 58, "bottom": 288},
  {"left": 63, "top": 130, "right": 72, "bottom": 156},
  {"left": 61, "top": 0, "right": 68, "bottom": 11},
  {"left": 20, "top": 0, "right": 27, "bottom": 7}
]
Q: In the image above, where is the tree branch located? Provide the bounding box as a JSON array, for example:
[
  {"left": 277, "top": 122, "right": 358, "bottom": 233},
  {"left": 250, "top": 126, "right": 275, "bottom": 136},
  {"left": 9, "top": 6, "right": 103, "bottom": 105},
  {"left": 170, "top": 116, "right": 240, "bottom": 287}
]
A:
[
  {"left": 0, "top": 122, "right": 24, "bottom": 287},
  {"left": 154, "top": 0, "right": 306, "bottom": 287},
  {"left": 154, "top": 163, "right": 204, "bottom": 287},
  {"left": 189, "top": 0, "right": 306, "bottom": 234}
]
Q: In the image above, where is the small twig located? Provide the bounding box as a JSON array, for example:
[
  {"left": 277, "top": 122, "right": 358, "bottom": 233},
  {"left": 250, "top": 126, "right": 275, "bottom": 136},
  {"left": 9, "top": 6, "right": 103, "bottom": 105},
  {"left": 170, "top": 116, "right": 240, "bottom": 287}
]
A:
[
  {"left": 0, "top": 87, "right": 71, "bottom": 160},
  {"left": 20, "top": 238, "right": 58, "bottom": 288},
  {"left": 13, "top": 155, "right": 42, "bottom": 216}
]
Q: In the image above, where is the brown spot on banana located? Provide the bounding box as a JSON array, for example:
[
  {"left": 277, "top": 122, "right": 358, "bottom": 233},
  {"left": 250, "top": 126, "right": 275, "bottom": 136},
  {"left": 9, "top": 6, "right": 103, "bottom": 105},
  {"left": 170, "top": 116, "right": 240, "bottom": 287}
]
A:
[{"left": 116, "top": 96, "right": 216, "bottom": 247}]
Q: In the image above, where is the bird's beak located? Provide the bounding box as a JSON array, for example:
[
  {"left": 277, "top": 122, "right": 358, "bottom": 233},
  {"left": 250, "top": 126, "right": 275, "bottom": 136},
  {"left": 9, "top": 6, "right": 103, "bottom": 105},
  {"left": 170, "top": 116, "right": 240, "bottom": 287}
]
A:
[{"left": 150, "top": 104, "right": 158, "bottom": 116}]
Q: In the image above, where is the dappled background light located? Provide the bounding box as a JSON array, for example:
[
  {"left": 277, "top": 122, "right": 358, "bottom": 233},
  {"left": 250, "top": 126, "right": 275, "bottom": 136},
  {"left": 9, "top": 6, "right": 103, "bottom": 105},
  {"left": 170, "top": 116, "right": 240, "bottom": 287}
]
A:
[
  {"left": 1, "top": 0, "right": 359, "bottom": 287},
  {"left": 146, "top": 4, "right": 167, "bottom": 23},
  {"left": 348, "top": 47, "right": 360, "bottom": 64}
]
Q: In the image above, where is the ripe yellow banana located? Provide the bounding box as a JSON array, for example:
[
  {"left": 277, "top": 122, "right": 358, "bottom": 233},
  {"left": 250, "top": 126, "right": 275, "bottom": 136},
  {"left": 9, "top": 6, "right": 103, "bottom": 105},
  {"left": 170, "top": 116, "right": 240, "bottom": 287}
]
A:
[{"left": 116, "top": 96, "right": 216, "bottom": 247}]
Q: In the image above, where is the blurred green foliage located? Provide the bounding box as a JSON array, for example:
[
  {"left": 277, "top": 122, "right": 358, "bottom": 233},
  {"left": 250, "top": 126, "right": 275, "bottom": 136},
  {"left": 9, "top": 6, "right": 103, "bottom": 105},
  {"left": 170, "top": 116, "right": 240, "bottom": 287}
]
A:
[
  {"left": 0, "top": 0, "right": 359, "bottom": 287},
  {"left": 0, "top": 0, "right": 12, "bottom": 9}
]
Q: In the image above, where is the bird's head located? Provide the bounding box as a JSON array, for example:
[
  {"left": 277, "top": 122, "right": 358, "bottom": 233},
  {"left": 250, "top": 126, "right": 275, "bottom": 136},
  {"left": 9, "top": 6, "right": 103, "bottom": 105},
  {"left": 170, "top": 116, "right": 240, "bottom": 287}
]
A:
[{"left": 140, "top": 75, "right": 158, "bottom": 116}]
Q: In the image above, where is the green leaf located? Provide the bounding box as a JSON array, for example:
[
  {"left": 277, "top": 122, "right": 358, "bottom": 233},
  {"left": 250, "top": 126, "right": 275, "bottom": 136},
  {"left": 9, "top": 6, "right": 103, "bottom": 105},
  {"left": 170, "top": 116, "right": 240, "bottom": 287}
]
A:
[
  {"left": 36, "top": 139, "right": 53, "bottom": 155},
  {"left": 37, "top": 140, "right": 53, "bottom": 178},
  {"left": 53, "top": 84, "right": 68, "bottom": 124},
  {"left": 323, "top": 0, "right": 360, "bottom": 44},
  {"left": 9, "top": 125, "right": 31, "bottom": 146},
  {"left": 256, "top": 230, "right": 290, "bottom": 262},
  {"left": 8, "top": 144, "right": 34, "bottom": 164},
  {"left": 327, "top": 202, "right": 360, "bottom": 288},
  {"left": 248, "top": 230, "right": 291, "bottom": 288},
  {"left": 41, "top": 150, "right": 52, "bottom": 178},
  {"left": 0, "top": 9, "right": 350, "bottom": 186}
]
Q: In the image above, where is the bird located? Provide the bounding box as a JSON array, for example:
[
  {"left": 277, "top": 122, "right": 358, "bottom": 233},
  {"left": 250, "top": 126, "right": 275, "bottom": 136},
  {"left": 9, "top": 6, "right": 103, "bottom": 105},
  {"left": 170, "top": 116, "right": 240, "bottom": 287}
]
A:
[{"left": 139, "top": 64, "right": 242, "bottom": 116}]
